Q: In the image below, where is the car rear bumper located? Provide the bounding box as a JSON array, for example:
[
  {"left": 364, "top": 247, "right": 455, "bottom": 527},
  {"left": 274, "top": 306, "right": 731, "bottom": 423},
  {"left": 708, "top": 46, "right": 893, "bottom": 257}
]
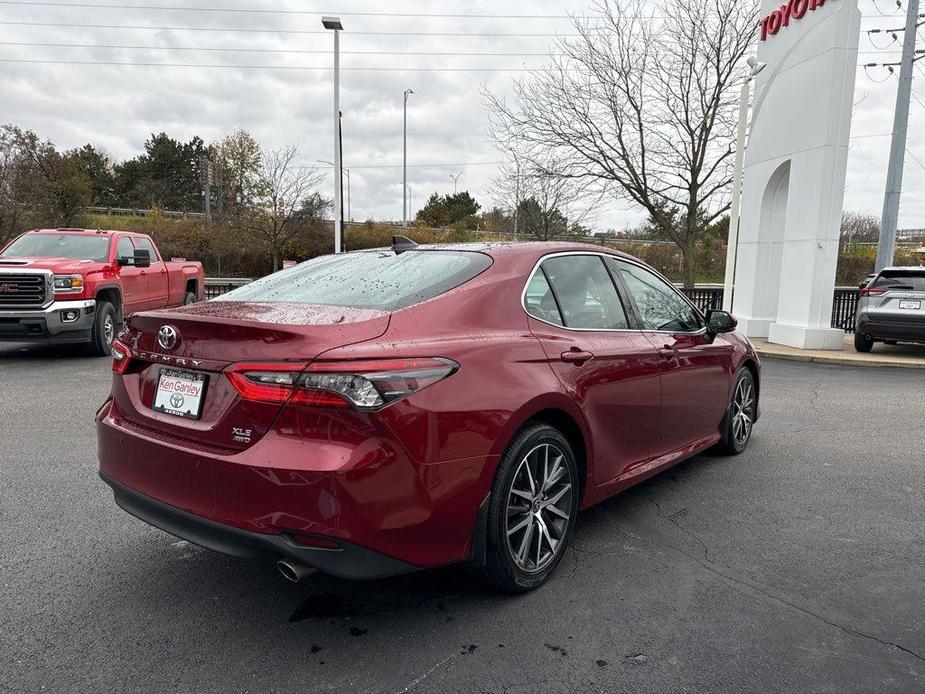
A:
[
  {"left": 100, "top": 472, "right": 417, "bottom": 579},
  {"left": 96, "top": 399, "right": 492, "bottom": 576},
  {"left": 0, "top": 299, "right": 95, "bottom": 343},
  {"left": 857, "top": 315, "right": 925, "bottom": 342}
]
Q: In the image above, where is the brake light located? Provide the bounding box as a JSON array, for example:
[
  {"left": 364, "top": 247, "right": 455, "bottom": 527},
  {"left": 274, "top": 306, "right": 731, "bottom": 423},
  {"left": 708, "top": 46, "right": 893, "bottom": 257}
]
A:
[
  {"left": 226, "top": 358, "right": 458, "bottom": 410},
  {"left": 860, "top": 286, "right": 886, "bottom": 297},
  {"left": 111, "top": 340, "right": 132, "bottom": 374}
]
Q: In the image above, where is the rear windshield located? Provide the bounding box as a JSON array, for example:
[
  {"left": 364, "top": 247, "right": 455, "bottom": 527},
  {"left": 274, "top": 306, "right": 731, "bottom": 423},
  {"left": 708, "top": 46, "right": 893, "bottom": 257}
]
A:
[
  {"left": 872, "top": 270, "right": 925, "bottom": 291},
  {"left": 1, "top": 233, "right": 111, "bottom": 262},
  {"left": 220, "top": 250, "right": 493, "bottom": 311}
]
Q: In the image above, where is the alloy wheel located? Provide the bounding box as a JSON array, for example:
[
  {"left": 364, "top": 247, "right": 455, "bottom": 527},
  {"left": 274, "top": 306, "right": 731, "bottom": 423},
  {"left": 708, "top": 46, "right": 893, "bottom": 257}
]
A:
[
  {"left": 505, "top": 443, "right": 573, "bottom": 573},
  {"left": 103, "top": 314, "right": 114, "bottom": 345},
  {"left": 732, "top": 377, "right": 755, "bottom": 447}
]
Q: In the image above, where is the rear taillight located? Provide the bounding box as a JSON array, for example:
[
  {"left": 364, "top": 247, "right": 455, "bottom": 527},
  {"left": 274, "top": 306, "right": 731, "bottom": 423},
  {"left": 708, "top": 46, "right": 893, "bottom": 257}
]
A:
[
  {"left": 226, "top": 358, "right": 458, "bottom": 410},
  {"left": 111, "top": 340, "right": 132, "bottom": 374},
  {"left": 860, "top": 286, "right": 887, "bottom": 297}
]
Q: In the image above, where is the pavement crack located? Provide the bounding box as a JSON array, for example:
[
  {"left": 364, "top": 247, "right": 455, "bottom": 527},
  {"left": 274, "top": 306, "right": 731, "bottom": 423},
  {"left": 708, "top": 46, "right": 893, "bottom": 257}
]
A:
[
  {"left": 648, "top": 497, "right": 711, "bottom": 561},
  {"left": 629, "top": 515, "right": 925, "bottom": 668}
]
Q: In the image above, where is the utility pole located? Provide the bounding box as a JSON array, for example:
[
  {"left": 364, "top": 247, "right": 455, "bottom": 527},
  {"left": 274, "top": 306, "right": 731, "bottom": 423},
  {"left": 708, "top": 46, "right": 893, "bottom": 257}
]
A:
[
  {"left": 403, "top": 88, "right": 413, "bottom": 227},
  {"left": 512, "top": 151, "right": 521, "bottom": 240},
  {"left": 875, "top": 0, "right": 920, "bottom": 273},
  {"left": 201, "top": 154, "right": 212, "bottom": 227}
]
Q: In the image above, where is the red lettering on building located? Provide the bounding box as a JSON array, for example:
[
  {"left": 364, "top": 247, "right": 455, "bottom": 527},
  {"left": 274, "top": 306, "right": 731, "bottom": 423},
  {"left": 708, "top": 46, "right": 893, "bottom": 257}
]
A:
[{"left": 760, "top": 0, "right": 832, "bottom": 40}]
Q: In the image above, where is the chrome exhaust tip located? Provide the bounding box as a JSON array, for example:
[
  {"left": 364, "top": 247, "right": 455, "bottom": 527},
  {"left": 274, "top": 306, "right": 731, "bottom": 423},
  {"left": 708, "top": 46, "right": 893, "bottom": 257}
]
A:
[{"left": 276, "top": 559, "right": 317, "bottom": 583}]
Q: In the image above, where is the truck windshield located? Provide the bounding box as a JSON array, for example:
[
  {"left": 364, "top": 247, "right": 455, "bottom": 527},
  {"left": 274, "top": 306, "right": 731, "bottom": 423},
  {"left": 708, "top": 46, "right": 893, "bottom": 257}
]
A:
[
  {"left": 1, "top": 234, "right": 111, "bottom": 262},
  {"left": 221, "top": 250, "right": 493, "bottom": 311}
]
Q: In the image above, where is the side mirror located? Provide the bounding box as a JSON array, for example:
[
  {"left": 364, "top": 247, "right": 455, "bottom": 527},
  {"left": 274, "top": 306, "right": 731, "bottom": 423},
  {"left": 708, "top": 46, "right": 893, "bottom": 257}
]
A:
[
  {"left": 118, "top": 249, "right": 151, "bottom": 268},
  {"left": 706, "top": 309, "right": 737, "bottom": 335}
]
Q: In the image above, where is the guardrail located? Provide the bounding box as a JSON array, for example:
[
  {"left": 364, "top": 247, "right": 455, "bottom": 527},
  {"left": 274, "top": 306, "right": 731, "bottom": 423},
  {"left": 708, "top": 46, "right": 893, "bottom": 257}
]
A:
[
  {"left": 202, "top": 278, "right": 862, "bottom": 332},
  {"left": 204, "top": 277, "right": 252, "bottom": 300}
]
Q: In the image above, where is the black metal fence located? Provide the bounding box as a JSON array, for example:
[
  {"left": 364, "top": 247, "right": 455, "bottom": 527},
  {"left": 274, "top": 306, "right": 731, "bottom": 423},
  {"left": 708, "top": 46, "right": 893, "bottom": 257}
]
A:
[
  {"left": 680, "top": 286, "right": 725, "bottom": 313},
  {"left": 679, "top": 286, "right": 861, "bottom": 333},
  {"left": 204, "top": 279, "right": 862, "bottom": 332}
]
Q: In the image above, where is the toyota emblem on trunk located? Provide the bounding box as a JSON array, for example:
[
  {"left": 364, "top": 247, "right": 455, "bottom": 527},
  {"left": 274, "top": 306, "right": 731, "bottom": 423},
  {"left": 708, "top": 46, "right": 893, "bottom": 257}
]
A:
[{"left": 157, "top": 325, "right": 179, "bottom": 351}]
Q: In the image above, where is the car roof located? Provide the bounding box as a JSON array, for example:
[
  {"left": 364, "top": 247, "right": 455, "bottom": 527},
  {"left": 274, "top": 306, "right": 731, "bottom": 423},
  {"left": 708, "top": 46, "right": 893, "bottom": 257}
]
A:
[
  {"left": 29, "top": 228, "right": 149, "bottom": 237},
  {"left": 354, "top": 240, "right": 638, "bottom": 262}
]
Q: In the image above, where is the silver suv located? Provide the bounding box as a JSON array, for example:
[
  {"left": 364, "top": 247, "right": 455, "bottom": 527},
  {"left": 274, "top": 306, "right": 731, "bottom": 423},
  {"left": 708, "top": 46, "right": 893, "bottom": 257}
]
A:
[{"left": 855, "top": 267, "right": 925, "bottom": 352}]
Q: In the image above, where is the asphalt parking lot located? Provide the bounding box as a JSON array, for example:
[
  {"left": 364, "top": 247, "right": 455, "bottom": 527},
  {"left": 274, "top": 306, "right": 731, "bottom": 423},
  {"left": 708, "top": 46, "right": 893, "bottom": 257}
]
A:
[{"left": 1, "top": 343, "right": 923, "bottom": 694}]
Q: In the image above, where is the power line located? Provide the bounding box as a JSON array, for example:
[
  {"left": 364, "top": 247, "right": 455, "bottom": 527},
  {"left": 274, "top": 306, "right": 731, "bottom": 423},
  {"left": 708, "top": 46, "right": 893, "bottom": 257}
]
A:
[
  {"left": 0, "top": 20, "right": 581, "bottom": 37},
  {"left": 0, "top": 1, "right": 579, "bottom": 18},
  {"left": 0, "top": 40, "right": 548, "bottom": 56},
  {"left": 308, "top": 161, "right": 500, "bottom": 170},
  {"left": 0, "top": 57, "right": 548, "bottom": 71},
  {"left": 0, "top": 1, "right": 907, "bottom": 20}
]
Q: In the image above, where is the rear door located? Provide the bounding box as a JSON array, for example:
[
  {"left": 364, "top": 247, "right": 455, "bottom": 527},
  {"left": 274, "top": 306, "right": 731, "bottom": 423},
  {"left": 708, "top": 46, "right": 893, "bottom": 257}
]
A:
[
  {"left": 134, "top": 236, "right": 170, "bottom": 310},
  {"left": 525, "top": 253, "right": 661, "bottom": 485},
  {"left": 864, "top": 269, "right": 925, "bottom": 338},
  {"left": 114, "top": 235, "right": 146, "bottom": 315},
  {"left": 611, "top": 258, "right": 732, "bottom": 456}
]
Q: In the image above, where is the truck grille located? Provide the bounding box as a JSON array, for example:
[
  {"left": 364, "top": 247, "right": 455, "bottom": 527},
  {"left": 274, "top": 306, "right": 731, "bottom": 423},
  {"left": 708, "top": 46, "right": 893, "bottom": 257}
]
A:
[{"left": 0, "top": 274, "right": 48, "bottom": 307}]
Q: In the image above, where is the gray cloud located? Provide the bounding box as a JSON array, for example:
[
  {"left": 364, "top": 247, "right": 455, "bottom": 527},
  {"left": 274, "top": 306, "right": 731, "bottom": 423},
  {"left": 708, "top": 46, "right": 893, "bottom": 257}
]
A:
[{"left": 0, "top": 0, "right": 921, "bottom": 230}]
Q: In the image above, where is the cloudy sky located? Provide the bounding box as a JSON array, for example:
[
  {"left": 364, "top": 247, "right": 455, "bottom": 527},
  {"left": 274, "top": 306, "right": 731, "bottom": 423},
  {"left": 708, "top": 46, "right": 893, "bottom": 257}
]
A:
[{"left": 0, "top": 0, "right": 922, "bottom": 231}]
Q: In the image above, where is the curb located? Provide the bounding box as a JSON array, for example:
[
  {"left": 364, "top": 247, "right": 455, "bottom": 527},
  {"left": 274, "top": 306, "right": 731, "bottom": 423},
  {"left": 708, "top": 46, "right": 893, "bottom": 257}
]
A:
[{"left": 754, "top": 347, "right": 925, "bottom": 370}]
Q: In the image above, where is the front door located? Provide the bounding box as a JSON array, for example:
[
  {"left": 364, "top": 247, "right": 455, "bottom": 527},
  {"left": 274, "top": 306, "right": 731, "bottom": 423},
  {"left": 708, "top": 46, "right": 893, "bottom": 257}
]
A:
[
  {"left": 114, "top": 235, "right": 146, "bottom": 316},
  {"left": 611, "top": 258, "right": 732, "bottom": 456},
  {"left": 525, "top": 254, "right": 662, "bottom": 485},
  {"left": 134, "top": 237, "right": 169, "bottom": 310}
]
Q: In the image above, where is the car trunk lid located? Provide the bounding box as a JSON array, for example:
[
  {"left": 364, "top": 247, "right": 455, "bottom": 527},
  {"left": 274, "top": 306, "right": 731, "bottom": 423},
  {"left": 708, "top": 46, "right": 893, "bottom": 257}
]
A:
[{"left": 113, "top": 301, "right": 390, "bottom": 451}]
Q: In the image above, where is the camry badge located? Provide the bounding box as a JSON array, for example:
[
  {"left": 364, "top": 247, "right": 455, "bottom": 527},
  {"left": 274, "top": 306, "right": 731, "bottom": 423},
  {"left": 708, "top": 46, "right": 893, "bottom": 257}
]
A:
[{"left": 157, "top": 325, "right": 179, "bottom": 351}]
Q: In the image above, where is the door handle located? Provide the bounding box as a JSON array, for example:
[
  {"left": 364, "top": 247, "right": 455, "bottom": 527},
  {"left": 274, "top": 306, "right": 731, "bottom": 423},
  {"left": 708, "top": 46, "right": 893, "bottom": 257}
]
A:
[
  {"left": 659, "top": 344, "right": 677, "bottom": 361},
  {"left": 561, "top": 348, "right": 594, "bottom": 365}
]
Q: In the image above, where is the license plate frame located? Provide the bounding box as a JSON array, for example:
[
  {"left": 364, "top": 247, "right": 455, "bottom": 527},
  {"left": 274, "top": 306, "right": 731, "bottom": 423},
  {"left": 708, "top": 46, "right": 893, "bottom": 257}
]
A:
[
  {"left": 898, "top": 299, "right": 921, "bottom": 310},
  {"left": 152, "top": 368, "right": 209, "bottom": 420}
]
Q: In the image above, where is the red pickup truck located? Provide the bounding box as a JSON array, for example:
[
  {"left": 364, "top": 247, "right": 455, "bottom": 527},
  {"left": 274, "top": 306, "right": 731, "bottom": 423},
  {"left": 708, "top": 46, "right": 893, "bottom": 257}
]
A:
[{"left": 0, "top": 228, "right": 204, "bottom": 355}]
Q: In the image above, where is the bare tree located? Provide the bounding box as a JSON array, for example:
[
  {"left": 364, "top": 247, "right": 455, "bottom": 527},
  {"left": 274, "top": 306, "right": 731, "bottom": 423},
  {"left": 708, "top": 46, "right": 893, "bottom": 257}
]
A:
[
  {"left": 248, "top": 146, "right": 326, "bottom": 271},
  {"left": 484, "top": 0, "right": 758, "bottom": 287},
  {"left": 493, "top": 153, "right": 601, "bottom": 240},
  {"left": 840, "top": 212, "right": 880, "bottom": 245}
]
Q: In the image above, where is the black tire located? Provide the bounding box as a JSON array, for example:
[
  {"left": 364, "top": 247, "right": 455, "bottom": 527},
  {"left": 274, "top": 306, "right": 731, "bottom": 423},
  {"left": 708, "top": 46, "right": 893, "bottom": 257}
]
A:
[
  {"left": 183, "top": 291, "right": 198, "bottom": 305},
  {"left": 717, "top": 367, "right": 757, "bottom": 455},
  {"left": 854, "top": 333, "right": 874, "bottom": 353},
  {"left": 88, "top": 300, "right": 116, "bottom": 357},
  {"left": 469, "top": 423, "right": 580, "bottom": 592}
]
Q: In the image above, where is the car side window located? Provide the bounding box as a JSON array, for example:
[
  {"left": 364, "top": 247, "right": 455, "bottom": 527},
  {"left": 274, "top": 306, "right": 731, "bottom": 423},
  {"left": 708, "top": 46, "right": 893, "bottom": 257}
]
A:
[
  {"left": 541, "top": 255, "right": 629, "bottom": 330},
  {"left": 116, "top": 236, "right": 134, "bottom": 261},
  {"left": 524, "top": 269, "right": 564, "bottom": 326},
  {"left": 134, "top": 237, "right": 160, "bottom": 263},
  {"left": 613, "top": 259, "right": 703, "bottom": 332}
]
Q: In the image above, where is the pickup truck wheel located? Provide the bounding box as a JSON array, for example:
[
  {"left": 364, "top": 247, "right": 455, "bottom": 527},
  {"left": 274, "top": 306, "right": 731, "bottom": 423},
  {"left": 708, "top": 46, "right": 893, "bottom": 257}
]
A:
[
  {"left": 88, "top": 301, "right": 116, "bottom": 357},
  {"left": 183, "top": 291, "right": 198, "bottom": 305}
]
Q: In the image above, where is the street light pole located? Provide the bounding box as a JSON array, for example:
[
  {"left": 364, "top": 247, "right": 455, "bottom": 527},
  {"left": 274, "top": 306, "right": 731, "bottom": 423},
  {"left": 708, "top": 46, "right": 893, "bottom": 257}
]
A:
[
  {"left": 323, "top": 16, "right": 344, "bottom": 253},
  {"left": 449, "top": 171, "right": 463, "bottom": 195},
  {"left": 403, "top": 88, "right": 413, "bottom": 227},
  {"left": 723, "top": 56, "right": 766, "bottom": 312}
]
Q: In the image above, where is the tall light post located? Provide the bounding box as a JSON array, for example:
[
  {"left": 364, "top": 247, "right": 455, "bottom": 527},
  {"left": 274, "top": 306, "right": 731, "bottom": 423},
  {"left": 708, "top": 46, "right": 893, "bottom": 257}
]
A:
[
  {"left": 318, "top": 160, "right": 351, "bottom": 221},
  {"left": 449, "top": 171, "right": 463, "bottom": 195},
  {"left": 403, "top": 88, "right": 413, "bottom": 227},
  {"left": 323, "top": 16, "right": 344, "bottom": 253},
  {"left": 723, "top": 56, "right": 766, "bottom": 312}
]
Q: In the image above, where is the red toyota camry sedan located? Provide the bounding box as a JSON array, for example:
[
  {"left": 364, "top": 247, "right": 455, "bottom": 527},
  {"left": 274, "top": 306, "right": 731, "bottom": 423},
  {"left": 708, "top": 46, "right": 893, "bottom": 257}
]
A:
[{"left": 97, "top": 240, "right": 760, "bottom": 591}]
